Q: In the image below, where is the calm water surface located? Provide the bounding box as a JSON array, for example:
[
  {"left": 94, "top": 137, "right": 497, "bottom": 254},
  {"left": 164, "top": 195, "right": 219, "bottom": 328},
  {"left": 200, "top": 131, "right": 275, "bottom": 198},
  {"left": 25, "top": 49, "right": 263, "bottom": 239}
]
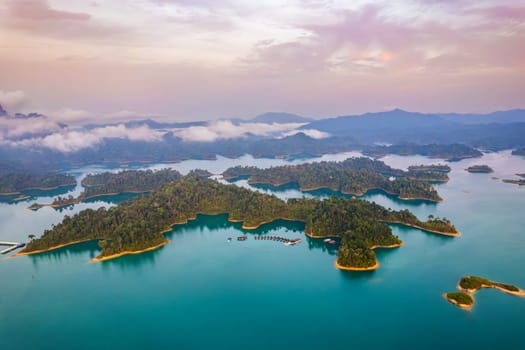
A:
[{"left": 1, "top": 151, "right": 524, "bottom": 350}]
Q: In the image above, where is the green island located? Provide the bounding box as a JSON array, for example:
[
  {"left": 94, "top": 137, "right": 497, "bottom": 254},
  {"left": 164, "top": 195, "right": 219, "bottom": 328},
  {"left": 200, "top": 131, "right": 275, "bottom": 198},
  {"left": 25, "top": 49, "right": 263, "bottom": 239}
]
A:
[
  {"left": 223, "top": 157, "right": 444, "bottom": 202},
  {"left": 362, "top": 143, "right": 482, "bottom": 160},
  {"left": 502, "top": 179, "right": 525, "bottom": 186},
  {"left": 406, "top": 164, "right": 450, "bottom": 182},
  {"left": 466, "top": 165, "right": 494, "bottom": 173},
  {"left": 407, "top": 164, "right": 451, "bottom": 173},
  {"left": 445, "top": 276, "right": 525, "bottom": 310},
  {"left": 0, "top": 172, "right": 76, "bottom": 195},
  {"left": 28, "top": 169, "right": 183, "bottom": 210},
  {"left": 17, "top": 174, "right": 458, "bottom": 269}
]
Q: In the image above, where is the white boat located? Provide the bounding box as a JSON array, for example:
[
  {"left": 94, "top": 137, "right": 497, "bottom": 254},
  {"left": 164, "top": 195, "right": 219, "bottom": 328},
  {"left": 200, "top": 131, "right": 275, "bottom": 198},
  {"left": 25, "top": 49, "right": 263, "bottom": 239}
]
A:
[
  {"left": 284, "top": 238, "right": 302, "bottom": 246},
  {"left": 323, "top": 238, "right": 331, "bottom": 243}
]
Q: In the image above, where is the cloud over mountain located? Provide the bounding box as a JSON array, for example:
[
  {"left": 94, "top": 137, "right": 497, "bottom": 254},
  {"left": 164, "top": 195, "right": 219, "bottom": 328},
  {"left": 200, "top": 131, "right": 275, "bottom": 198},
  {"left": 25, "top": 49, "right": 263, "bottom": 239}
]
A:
[{"left": 170, "top": 120, "right": 307, "bottom": 142}]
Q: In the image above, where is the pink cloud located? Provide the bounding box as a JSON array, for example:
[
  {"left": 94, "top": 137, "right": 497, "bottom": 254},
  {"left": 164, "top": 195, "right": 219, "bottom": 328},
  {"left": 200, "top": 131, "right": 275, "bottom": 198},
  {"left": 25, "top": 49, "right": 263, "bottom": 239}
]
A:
[
  {"left": 467, "top": 5, "right": 525, "bottom": 21},
  {"left": 6, "top": 0, "right": 91, "bottom": 21}
]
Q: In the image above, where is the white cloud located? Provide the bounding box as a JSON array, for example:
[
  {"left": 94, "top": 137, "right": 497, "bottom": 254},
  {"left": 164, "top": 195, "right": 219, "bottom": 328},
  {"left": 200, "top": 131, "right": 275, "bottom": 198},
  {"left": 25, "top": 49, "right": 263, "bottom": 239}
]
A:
[
  {"left": 281, "top": 129, "right": 331, "bottom": 139},
  {"left": 172, "top": 120, "right": 306, "bottom": 142},
  {"left": 0, "top": 90, "right": 29, "bottom": 112},
  {"left": 46, "top": 107, "right": 148, "bottom": 125},
  {"left": 0, "top": 116, "right": 63, "bottom": 138},
  {"left": 2, "top": 124, "right": 165, "bottom": 152}
]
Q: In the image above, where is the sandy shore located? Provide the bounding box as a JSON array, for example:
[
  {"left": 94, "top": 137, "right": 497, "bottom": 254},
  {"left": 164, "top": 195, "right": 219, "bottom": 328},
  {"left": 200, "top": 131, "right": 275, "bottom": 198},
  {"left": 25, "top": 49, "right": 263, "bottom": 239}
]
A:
[
  {"left": 240, "top": 217, "right": 298, "bottom": 230},
  {"left": 13, "top": 239, "right": 95, "bottom": 257},
  {"left": 443, "top": 294, "right": 473, "bottom": 310},
  {"left": 334, "top": 241, "right": 403, "bottom": 271},
  {"left": 370, "top": 242, "right": 404, "bottom": 249},
  {"left": 380, "top": 220, "right": 460, "bottom": 237},
  {"left": 304, "top": 231, "right": 339, "bottom": 239},
  {"left": 90, "top": 240, "right": 169, "bottom": 263},
  {"left": 335, "top": 260, "right": 379, "bottom": 271},
  {"left": 449, "top": 278, "right": 525, "bottom": 310}
]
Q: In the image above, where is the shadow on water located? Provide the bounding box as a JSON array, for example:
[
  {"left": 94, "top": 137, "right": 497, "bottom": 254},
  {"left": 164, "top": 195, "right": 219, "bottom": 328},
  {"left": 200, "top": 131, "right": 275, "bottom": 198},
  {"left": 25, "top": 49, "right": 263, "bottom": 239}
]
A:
[
  {"left": 0, "top": 185, "right": 77, "bottom": 204},
  {"left": 47, "top": 193, "right": 144, "bottom": 212},
  {"left": 167, "top": 213, "right": 341, "bottom": 256},
  {"left": 99, "top": 246, "right": 163, "bottom": 271},
  {"left": 28, "top": 241, "right": 100, "bottom": 270},
  {"left": 338, "top": 268, "right": 377, "bottom": 281},
  {"left": 24, "top": 185, "right": 77, "bottom": 199},
  {"left": 305, "top": 236, "right": 339, "bottom": 256},
  {"left": 82, "top": 192, "right": 143, "bottom": 205},
  {"left": 250, "top": 182, "right": 439, "bottom": 207},
  {"left": 388, "top": 223, "right": 456, "bottom": 246},
  {"left": 23, "top": 214, "right": 351, "bottom": 270},
  {"left": 168, "top": 213, "right": 306, "bottom": 236}
]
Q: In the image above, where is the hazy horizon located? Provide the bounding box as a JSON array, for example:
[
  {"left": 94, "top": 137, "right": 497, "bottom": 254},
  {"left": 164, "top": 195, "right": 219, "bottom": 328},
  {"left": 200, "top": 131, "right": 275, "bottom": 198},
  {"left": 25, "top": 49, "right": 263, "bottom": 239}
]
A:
[{"left": 1, "top": 0, "right": 524, "bottom": 124}]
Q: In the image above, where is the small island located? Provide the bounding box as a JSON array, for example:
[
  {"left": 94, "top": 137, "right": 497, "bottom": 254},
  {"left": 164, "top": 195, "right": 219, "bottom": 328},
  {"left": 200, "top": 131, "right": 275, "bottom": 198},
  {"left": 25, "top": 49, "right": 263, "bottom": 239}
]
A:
[
  {"left": 502, "top": 179, "right": 525, "bottom": 186},
  {"left": 406, "top": 164, "right": 450, "bottom": 182},
  {"left": 407, "top": 164, "right": 451, "bottom": 173},
  {"left": 445, "top": 276, "right": 525, "bottom": 310},
  {"left": 223, "top": 157, "right": 444, "bottom": 202},
  {"left": 17, "top": 174, "right": 458, "bottom": 269},
  {"left": 466, "top": 165, "right": 494, "bottom": 173},
  {"left": 0, "top": 172, "right": 76, "bottom": 195}
]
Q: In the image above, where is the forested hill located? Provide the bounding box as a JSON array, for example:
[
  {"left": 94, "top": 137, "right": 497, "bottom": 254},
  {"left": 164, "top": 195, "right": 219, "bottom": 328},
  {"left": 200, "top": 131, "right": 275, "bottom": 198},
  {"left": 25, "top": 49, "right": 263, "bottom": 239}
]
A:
[
  {"left": 223, "top": 158, "right": 445, "bottom": 202},
  {"left": 81, "top": 169, "right": 182, "bottom": 198},
  {"left": 0, "top": 173, "right": 76, "bottom": 194},
  {"left": 21, "top": 175, "right": 457, "bottom": 269}
]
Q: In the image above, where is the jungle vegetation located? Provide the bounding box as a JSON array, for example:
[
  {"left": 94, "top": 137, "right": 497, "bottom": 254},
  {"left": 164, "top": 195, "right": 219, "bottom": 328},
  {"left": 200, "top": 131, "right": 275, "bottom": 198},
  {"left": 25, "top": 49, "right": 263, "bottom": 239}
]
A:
[
  {"left": 223, "top": 158, "right": 443, "bottom": 201},
  {"left": 22, "top": 175, "right": 457, "bottom": 268}
]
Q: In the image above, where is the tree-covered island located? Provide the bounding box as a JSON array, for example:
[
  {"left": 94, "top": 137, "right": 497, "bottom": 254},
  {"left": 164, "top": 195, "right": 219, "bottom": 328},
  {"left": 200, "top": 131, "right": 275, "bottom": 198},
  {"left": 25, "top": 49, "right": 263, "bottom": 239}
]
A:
[
  {"left": 17, "top": 174, "right": 458, "bottom": 269},
  {"left": 223, "top": 158, "right": 444, "bottom": 202},
  {"left": 445, "top": 276, "right": 525, "bottom": 310},
  {"left": 0, "top": 172, "right": 76, "bottom": 195},
  {"left": 466, "top": 165, "right": 494, "bottom": 173},
  {"left": 28, "top": 169, "right": 183, "bottom": 210}
]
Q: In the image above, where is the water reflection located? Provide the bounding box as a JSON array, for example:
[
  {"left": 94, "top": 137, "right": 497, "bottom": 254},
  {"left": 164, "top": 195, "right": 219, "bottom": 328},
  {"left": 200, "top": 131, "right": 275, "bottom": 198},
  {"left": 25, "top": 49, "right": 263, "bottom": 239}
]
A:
[
  {"left": 100, "top": 246, "right": 163, "bottom": 271},
  {"left": 389, "top": 224, "right": 456, "bottom": 246},
  {"left": 248, "top": 182, "right": 440, "bottom": 207},
  {"left": 0, "top": 185, "right": 77, "bottom": 204},
  {"left": 28, "top": 241, "right": 100, "bottom": 270},
  {"left": 23, "top": 185, "right": 77, "bottom": 199}
]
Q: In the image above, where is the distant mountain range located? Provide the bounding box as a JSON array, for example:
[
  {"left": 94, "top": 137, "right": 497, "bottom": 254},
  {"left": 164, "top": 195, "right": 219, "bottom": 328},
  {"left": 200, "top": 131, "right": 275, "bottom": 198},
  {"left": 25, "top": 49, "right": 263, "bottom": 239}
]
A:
[
  {"left": 1, "top": 103, "right": 524, "bottom": 173},
  {"left": 301, "top": 108, "right": 525, "bottom": 148}
]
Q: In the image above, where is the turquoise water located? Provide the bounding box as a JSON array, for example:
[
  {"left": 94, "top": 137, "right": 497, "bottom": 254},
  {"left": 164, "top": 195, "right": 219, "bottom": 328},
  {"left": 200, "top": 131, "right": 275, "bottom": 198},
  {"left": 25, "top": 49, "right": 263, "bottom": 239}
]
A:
[{"left": 1, "top": 151, "right": 524, "bottom": 349}]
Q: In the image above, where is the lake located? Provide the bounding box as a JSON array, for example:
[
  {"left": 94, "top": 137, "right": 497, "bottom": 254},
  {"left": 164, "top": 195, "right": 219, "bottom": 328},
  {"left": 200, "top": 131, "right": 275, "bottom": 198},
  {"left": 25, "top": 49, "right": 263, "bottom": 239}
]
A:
[{"left": 1, "top": 151, "right": 524, "bottom": 349}]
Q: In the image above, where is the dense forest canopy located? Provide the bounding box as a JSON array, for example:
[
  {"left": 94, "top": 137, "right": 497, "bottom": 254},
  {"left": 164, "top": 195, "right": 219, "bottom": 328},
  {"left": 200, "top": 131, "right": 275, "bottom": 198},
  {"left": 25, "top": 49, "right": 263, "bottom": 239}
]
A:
[
  {"left": 22, "top": 175, "right": 457, "bottom": 269},
  {"left": 223, "top": 157, "right": 444, "bottom": 201},
  {"left": 0, "top": 173, "right": 76, "bottom": 194},
  {"left": 81, "top": 169, "right": 182, "bottom": 198}
]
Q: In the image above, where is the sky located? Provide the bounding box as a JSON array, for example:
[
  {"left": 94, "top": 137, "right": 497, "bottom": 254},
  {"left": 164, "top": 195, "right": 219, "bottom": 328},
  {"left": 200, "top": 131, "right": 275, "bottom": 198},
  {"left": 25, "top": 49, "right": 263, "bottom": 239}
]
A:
[{"left": 1, "top": 0, "right": 524, "bottom": 123}]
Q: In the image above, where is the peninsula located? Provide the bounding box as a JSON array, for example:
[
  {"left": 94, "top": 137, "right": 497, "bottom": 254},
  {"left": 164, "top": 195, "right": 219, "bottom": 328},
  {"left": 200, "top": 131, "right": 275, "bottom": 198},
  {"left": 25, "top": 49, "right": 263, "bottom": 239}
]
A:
[
  {"left": 28, "top": 169, "right": 182, "bottom": 210},
  {"left": 445, "top": 276, "right": 525, "bottom": 310},
  {"left": 18, "top": 175, "right": 458, "bottom": 269},
  {"left": 223, "top": 157, "right": 443, "bottom": 202}
]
